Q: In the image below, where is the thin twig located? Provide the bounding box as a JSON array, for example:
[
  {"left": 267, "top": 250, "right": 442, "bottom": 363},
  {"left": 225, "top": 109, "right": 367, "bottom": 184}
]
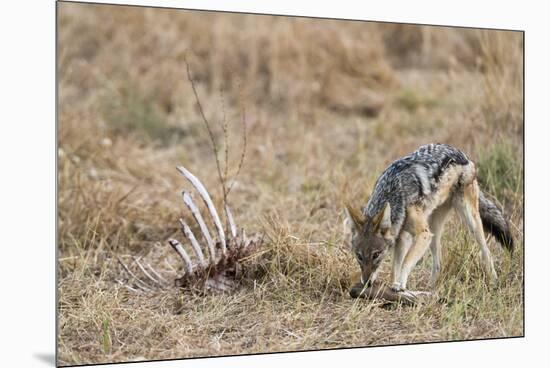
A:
[
  {"left": 220, "top": 85, "right": 229, "bottom": 203},
  {"left": 226, "top": 77, "right": 247, "bottom": 198},
  {"left": 184, "top": 54, "right": 226, "bottom": 197}
]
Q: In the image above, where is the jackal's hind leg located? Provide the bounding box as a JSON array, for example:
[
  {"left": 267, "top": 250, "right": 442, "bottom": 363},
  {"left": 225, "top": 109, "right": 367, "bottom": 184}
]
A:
[
  {"left": 453, "top": 180, "right": 498, "bottom": 283},
  {"left": 428, "top": 201, "right": 452, "bottom": 286}
]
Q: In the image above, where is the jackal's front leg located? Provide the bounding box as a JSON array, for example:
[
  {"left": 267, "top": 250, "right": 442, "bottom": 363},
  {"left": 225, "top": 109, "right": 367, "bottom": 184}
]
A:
[
  {"left": 397, "top": 230, "right": 432, "bottom": 290},
  {"left": 395, "top": 207, "right": 433, "bottom": 291},
  {"left": 391, "top": 231, "right": 413, "bottom": 292}
]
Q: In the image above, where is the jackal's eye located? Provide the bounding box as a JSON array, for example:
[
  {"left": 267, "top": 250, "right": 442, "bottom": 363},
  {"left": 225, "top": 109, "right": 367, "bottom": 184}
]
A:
[
  {"left": 355, "top": 252, "right": 364, "bottom": 262},
  {"left": 372, "top": 251, "right": 382, "bottom": 260}
]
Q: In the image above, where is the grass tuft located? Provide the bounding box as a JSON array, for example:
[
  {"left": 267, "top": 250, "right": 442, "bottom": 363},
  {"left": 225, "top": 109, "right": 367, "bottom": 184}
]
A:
[{"left": 476, "top": 140, "right": 523, "bottom": 205}]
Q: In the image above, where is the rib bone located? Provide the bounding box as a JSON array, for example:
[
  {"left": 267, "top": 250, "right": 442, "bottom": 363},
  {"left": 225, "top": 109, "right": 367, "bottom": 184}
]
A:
[
  {"left": 179, "top": 218, "right": 207, "bottom": 267},
  {"left": 145, "top": 262, "right": 169, "bottom": 285},
  {"left": 224, "top": 204, "right": 238, "bottom": 239},
  {"left": 133, "top": 256, "right": 165, "bottom": 287},
  {"left": 182, "top": 192, "right": 216, "bottom": 261},
  {"left": 119, "top": 166, "right": 263, "bottom": 294},
  {"left": 177, "top": 166, "right": 227, "bottom": 255},
  {"left": 168, "top": 239, "right": 193, "bottom": 274},
  {"left": 117, "top": 257, "right": 153, "bottom": 291}
]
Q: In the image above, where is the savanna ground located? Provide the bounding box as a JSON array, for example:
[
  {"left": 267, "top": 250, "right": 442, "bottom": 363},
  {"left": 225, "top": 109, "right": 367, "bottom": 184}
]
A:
[{"left": 57, "top": 3, "right": 524, "bottom": 366}]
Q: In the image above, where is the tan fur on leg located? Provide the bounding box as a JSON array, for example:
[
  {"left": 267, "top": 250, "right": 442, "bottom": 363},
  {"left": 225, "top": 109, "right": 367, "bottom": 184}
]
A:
[
  {"left": 428, "top": 201, "right": 452, "bottom": 286},
  {"left": 396, "top": 206, "right": 433, "bottom": 290},
  {"left": 391, "top": 231, "right": 413, "bottom": 290},
  {"left": 453, "top": 179, "right": 498, "bottom": 282}
]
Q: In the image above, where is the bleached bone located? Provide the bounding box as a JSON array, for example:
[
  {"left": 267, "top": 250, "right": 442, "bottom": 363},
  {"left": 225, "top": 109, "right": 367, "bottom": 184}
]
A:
[
  {"left": 118, "top": 166, "right": 263, "bottom": 293},
  {"left": 182, "top": 192, "right": 216, "bottom": 261},
  {"left": 145, "top": 262, "right": 169, "bottom": 285},
  {"left": 179, "top": 218, "right": 207, "bottom": 267},
  {"left": 177, "top": 166, "right": 227, "bottom": 255},
  {"left": 168, "top": 239, "right": 194, "bottom": 274},
  {"left": 224, "top": 204, "right": 238, "bottom": 239},
  {"left": 133, "top": 256, "right": 166, "bottom": 287},
  {"left": 349, "top": 281, "right": 431, "bottom": 306},
  {"left": 116, "top": 279, "right": 140, "bottom": 293},
  {"left": 117, "top": 257, "right": 153, "bottom": 292},
  {"left": 241, "top": 228, "right": 248, "bottom": 249}
]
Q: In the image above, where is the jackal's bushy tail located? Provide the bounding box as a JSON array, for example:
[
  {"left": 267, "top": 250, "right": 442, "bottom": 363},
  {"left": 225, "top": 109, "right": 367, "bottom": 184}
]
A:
[{"left": 478, "top": 191, "right": 514, "bottom": 252}]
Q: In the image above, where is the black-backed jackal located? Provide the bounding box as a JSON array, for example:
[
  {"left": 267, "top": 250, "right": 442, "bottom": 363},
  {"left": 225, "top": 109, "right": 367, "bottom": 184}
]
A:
[{"left": 345, "top": 143, "right": 513, "bottom": 294}]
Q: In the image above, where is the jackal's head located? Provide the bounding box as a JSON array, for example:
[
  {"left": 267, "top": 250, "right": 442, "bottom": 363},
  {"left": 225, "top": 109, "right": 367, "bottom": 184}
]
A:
[{"left": 345, "top": 202, "right": 395, "bottom": 286}]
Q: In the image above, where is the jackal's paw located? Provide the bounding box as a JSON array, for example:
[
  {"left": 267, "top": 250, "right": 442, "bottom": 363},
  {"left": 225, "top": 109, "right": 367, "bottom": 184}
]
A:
[{"left": 390, "top": 282, "right": 404, "bottom": 292}]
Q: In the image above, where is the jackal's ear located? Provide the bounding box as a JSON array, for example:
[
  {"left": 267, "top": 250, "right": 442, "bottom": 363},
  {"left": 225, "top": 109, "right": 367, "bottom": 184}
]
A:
[
  {"left": 373, "top": 202, "right": 392, "bottom": 234},
  {"left": 344, "top": 204, "right": 366, "bottom": 233}
]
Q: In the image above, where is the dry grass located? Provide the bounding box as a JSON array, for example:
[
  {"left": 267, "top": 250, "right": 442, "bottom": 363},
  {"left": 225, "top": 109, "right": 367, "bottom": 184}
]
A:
[{"left": 57, "top": 3, "right": 523, "bottom": 366}]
